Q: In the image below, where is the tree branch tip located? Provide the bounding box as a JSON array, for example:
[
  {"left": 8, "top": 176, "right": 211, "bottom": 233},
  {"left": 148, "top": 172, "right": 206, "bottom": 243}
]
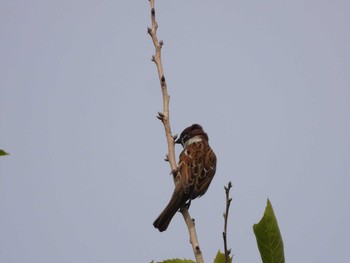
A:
[
  {"left": 151, "top": 55, "right": 155, "bottom": 62},
  {"left": 159, "top": 40, "right": 164, "bottom": 46},
  {"left": 147, "top": 27, "right": 152, "bottom": 34}
]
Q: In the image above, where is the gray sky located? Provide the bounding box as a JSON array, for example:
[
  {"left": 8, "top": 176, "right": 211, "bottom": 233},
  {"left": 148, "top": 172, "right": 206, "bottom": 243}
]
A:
[{"left": 1, "top": 0, "right": 349, "bottom": 262}]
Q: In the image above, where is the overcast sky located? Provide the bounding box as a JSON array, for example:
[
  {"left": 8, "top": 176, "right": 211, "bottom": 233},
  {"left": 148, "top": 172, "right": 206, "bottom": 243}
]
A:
[{"left": 1, "top": 1, "right": 349, "bottom": 262}]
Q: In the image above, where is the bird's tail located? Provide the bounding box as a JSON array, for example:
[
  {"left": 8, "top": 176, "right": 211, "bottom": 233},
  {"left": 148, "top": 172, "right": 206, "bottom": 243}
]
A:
[{"left": 153, "top": 187, "right": 187, "bottom": 232}]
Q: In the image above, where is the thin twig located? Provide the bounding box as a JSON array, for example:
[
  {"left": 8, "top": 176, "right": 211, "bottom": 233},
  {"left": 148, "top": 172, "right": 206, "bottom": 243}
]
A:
[
  {"left": 147, "top": 1, "right": 204, "bottom": 262},
  {"left": 223, "top": 181, "right": 233, "bottom": 263}
]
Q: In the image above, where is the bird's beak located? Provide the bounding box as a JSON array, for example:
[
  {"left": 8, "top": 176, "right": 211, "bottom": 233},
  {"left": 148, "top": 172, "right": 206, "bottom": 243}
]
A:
[{"left": 175, "top": 137, "right": 182, "bottom": 144}]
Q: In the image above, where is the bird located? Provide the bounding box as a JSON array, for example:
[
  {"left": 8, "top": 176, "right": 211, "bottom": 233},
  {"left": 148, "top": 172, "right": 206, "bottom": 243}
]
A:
[{"left": 153, "top": 124, "right": 217, "bottom": 232}]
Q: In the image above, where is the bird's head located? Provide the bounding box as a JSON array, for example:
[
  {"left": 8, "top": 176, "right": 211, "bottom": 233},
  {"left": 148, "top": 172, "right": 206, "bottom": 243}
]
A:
[{"left": 175, "top": 124, "right": 209, "bottom": 148}]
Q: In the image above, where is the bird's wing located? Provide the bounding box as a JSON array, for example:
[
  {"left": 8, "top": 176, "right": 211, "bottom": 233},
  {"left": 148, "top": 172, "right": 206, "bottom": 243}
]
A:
[{"left": 178, "top": 142, "right": 217, "bottom": 199}]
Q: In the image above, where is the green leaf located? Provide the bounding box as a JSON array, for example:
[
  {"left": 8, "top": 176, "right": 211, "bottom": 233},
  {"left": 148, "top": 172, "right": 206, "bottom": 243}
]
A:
[
  {"left": 214, "top": 250, "right": 232, "bottom": 263},
  {"left": 0, "top": 149, "right": 9, "bottom": 156},
  {"left": 253, "top": 199, "right": 285, "bottom": 263}
]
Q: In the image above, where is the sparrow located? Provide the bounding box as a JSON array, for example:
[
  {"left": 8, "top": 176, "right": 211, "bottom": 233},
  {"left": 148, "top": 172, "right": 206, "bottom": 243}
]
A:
[{"left": 153, "top": 124, "right": 217, "bottom": 232}]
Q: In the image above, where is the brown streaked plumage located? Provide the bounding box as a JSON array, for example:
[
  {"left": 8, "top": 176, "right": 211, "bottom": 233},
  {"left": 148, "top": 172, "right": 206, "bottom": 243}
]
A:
[{"left": 153, "top": 124, "right": 217, "bottom": 232}]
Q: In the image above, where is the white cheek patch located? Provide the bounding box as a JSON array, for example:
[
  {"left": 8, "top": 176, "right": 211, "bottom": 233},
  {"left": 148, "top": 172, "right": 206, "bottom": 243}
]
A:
[{"left": 185, "top": 136, "right": 202, "bottom": 147}]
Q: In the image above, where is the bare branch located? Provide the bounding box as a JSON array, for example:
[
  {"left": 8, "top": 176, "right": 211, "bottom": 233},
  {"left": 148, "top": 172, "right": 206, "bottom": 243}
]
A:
[
  {"left": 180, "top": 207, "right": 203, "bottom": 261},
  {"left": 148, "top": 1, "right": 204, "bottom": 262},
  {"left": 148, "top": 0, "right": 176, "bottom": 172},
  {"left": 223, "top": 181, "right": 233, "bottom": 263}
]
